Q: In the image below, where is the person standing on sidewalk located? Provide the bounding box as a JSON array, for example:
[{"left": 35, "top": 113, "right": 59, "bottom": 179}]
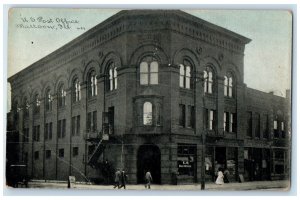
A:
[
  {"left": 119, "top": 169, "right": 127, "bottom": 189},
  {"left": 145, "top": 170, "right": 152, "bottom": 189},
  {"left": 223, "top": 168, "right": 230, "bottom": 183},
  {"left": 215, "top": 168, "right": 224, "bottom": 185},
  {"left": 113, "top": 169, "right": 121, "bottom": 189}
]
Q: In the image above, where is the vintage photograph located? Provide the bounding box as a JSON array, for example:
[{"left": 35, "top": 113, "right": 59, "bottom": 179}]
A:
[{"left": 6, "top": 8, "right": 292, "bottom": 191}]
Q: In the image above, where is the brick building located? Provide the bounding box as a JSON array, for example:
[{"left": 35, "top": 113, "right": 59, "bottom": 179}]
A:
[{"left": 7, "top": 10, "right": 290, "bottom": 184}]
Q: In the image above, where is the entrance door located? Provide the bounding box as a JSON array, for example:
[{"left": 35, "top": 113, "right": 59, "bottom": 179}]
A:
[
  {"left": 137, "top": 144, "right": 161, "bottom": 184},
  {"left": 215, "top": 147, "right": 226, "bottom": 171}
]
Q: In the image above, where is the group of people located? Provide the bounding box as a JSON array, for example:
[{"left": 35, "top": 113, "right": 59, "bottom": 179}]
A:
[
  {"left": 215, "top": 168, "right": 230, "bottom": 185},
  {"left": 113, "top": 169, "right": 153, "bottom": 189}
]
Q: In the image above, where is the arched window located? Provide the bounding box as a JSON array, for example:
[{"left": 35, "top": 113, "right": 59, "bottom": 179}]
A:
[
  {"left": 204, "top": 67, "right": 214, "bottom": 94},
  {"left": 58, "top": 84, "right": 66, "bottom": 108},
  {"left": 143, "top": 102, "right": 153, "bottom": 125},
  {"left": 140, "top": 58, "right": 158, "bottom": 85},
  {"left": 45, "top": 89, "right": 52, "bottom": 111},
  {"left": 72, "top": 78, "right": 81, "bottom": 103},
  {"left": 88, "top": 71, "right": 97, "bottom": 97},
  {"left": 34, "top": 94, "right": 40, "bottom": 114},
  {"left": 224, "top": 73, "right": 234, "bottom": 97},
  {"left": 108, "top": 63, "right": 117, "bottom": 91},
  {"left": 179, "top": 64, "right": 191, "bottom": 89},
  {"left": 23, "top": 98, "right": 29, "bottom": 118}
]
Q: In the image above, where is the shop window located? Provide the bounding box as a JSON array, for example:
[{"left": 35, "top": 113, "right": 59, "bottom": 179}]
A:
[
  {"left": 179, "top": 104, "right": 185, "bottom": 127},
  {"left": 108, "top": 63, "right": 117, "bottom": 91},
  {"left": 143, "top": 102, "right": 153, "bottom": 125},
  {"left": 58, "top": 84, "right": 66, "bottom": 108},
  {"left": 73, "top": 147, "right": 79, "bottom": 157},
  {"left": 59, "top": 149, "right": 64, "bottom": 158},
  {"left": 179, "top": 64, "right": 192, "bottom": 89},
  {"left": 88, "top": 71, "right": 98, "bottom": 97},
  {"left": 177, "top": 144, "right": 196, "bottom": 176},
  {"left": 140, "top": 58, "right": 158, "bottom": 85},
  {"left": 204, "top": 67, "right": 214, "bottom": 94}
]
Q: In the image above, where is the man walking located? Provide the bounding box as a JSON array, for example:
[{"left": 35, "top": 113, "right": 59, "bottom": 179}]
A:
[
  {"left": 113, "top": 169, "right": 121, "bottom": 189},
  {"left": 119, "top": 169, "right": 127, "bottom": 189},
  {"left": 145, "top": 170, "right": 152, "bottom": 189}
]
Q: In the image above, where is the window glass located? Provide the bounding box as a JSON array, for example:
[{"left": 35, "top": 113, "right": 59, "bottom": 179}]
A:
[
  {"left": 143, "top": 102, "right": 152, "bottom": 125},
  {"left": 140, "top": 62, "right": 149, "bottom": 85},
  {"left": 224, "top": 76, "right": 228, "bottom": 96},
  {"left": 186, "top": 66, "right": 191, "bottom": 89}
]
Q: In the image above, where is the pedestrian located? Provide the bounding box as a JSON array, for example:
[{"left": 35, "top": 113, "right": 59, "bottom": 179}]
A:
[
  {"left": 145, "top": 170, "right": 152, "bottom": 189},
  {"left": 119, "top": 169, "right": 127, "bottom": 189},
  {"left": 223, "top": 168, "right": 229, "bottom": 183},
  {"left": 215, "top": 168, "right": 224, "bottom": 185},
  {"left": 113, "top": 169, "right": 121, "bottom": 189}
]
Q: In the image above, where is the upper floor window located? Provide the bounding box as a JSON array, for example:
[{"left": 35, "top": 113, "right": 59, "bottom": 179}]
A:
[
  {"left": 34, "top": 94, "right": 40, "bottom": 114},
  {"left": 224, "top": 73, "right": 234, "bottom": 97},
  {"left": 143, "top": 102, "right": 153, "bottom": 125},
  {"left": 179, "top": 64, "right": 191, "bottom": 89},
  {"left": 205, "top": 109, "right": 215, "bottom": 131},
  {"left": 108, "top": 63, "right": 117, "bottom": 91},
  {"left": 72, "top": 78, "right": 81, "bottom": 103},
  {"left": 274, "top": 118, "right": 279, "bottom": 138},
  {"left": 88, "top": 71, "right": 98, "bottom": 97},
  {"left": 58, "top": 85, "right": 66, "bottom": 108},
  {"left": 23, "top": 98, "right": 29, "bottom": 118},
  {"left": 179, "top": 104, "right": 186, "bottom": 127},
  {"left": 204, "top": 67, "right": 214, "bottom": 94},
  {"left": 45, "top": 89, "right": 53, "bottom": 111},
  {"left": 140, "top": 59, "right": 158, "bottom": 85}
]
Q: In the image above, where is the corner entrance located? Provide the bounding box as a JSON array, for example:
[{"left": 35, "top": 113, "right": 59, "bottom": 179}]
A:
[{"left": 137, "top": 144, "right": 161, "bottom": 184}]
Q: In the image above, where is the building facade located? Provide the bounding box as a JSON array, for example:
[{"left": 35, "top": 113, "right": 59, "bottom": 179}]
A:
[{"left": 7, "top": 10, "right": 291, "bottom": 184}]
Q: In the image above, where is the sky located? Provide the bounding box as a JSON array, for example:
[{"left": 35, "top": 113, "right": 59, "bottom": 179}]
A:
[{"left": 7, "top": 8, "right": 292, "bottom": 110}]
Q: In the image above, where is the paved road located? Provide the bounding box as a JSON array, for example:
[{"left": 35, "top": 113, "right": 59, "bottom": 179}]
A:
[{"left": 24, "top": 180, "right": 290, "bottom": 191}]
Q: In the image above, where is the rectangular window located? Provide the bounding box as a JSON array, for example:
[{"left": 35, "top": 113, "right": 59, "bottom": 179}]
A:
[
  {"left": 209, "top": 110, "right": 214, "bottom": 130},
  {"left": 140, "top": 62, "right": 149, "bottom": 85},
  {"left": 57, "top": 120, "right": 61, "bottom": 138},
  {"left": 73, "top": 147, "right": 79, "bottom": 157},
  {"left": 255, "top": 113, "right": 260, "bottom": 138},
  {"left": 179, "top": 104, "right": 185, "bottom": 127},
  {"left": 223, "top": 112, "right": 229, "bottom": 132},
  {"left": 281, "top": 121, "right": 285, "bottom": 138},
  {"left": 88, "top": 145, "right": 95, "bottom": 155},
  {"left": 45, "top": 123, "right": 48, "bottom": 140},
  {"left": 76, "top": 115, "right": 80, "bottom": 135},
  {"left": 34, "top": 151, "right": 39, "bottom": 160},
  {"left": 232, "top": 113, "right": 237, "bottom": 133},
  {"left": 87, "top": 112, "right": 91, "bottom": 131},
  {"left": 247, "top": 112, "right": 252, "bottom": 137},
  {"left": 150, "top": 62, "right": 158, "bottom": 85},
  {"left": 92, "top": 111, "right": 97, "bottom": 132},
  {"left": 62, "top": 119, "right": 66, "bottom": 138},
  {"left": 33, "top": 125, "right": 40, "bottom": 142},
  {"left": 263, "top": 114, "right": 269, "bottom": 138},
  {"left": 46, "top": 150, "right": 51, "bottom": 159},
  {"left": 72, "top": 117, "right": 76, "bottom": 136},
  {"left": 190, "top": 106, "right": 195, "bottom": 128},
  {"left": 59, "top": 149, "right": 64, "bottom": 158},
  {"left": 49, "top": 122, "right": 52, "bottom": 139},
  {"left": 274, "top": 120, "right": 279, "bottom": 138}
]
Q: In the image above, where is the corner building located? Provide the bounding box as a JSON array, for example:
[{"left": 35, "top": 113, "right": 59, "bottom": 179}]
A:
[{"left": 8, "top": 10, "right": 290, "bottom": 184}]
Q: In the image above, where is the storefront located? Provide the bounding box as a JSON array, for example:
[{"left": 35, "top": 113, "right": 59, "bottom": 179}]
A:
[
  {"left": 205, "top": 146, "right": 238, "bottom": 182},
  {"left": 177, "top": 144, "right": 197, "bottom": 183}
]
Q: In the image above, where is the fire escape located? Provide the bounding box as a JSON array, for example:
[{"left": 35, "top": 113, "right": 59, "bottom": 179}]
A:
[{"left": 86, "top": 110, "right": 114, "bottom": 167}]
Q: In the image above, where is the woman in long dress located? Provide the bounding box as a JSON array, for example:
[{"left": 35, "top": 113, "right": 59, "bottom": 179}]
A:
[{"left": 215, "top": 168, "right": 224, "bottom": 185}]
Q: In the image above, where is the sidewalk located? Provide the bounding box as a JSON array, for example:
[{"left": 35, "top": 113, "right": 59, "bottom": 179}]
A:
[{"left": 26, "top": 180, "right": 290, "bottom": 191}]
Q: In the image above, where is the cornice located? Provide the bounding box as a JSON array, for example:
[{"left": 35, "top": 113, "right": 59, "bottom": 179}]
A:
[{"left": 9, "top": 10, "right": 251, "bottom": 89}]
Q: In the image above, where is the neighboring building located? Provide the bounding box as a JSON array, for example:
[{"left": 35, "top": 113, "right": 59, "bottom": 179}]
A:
[{"left": 7, "top": 10, "right": 290, "bottom": 184}]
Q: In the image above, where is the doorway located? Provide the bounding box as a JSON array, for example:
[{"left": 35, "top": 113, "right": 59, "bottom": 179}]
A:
[{"left": 137, "top": 144, "right": 161, "bottom": 184}]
